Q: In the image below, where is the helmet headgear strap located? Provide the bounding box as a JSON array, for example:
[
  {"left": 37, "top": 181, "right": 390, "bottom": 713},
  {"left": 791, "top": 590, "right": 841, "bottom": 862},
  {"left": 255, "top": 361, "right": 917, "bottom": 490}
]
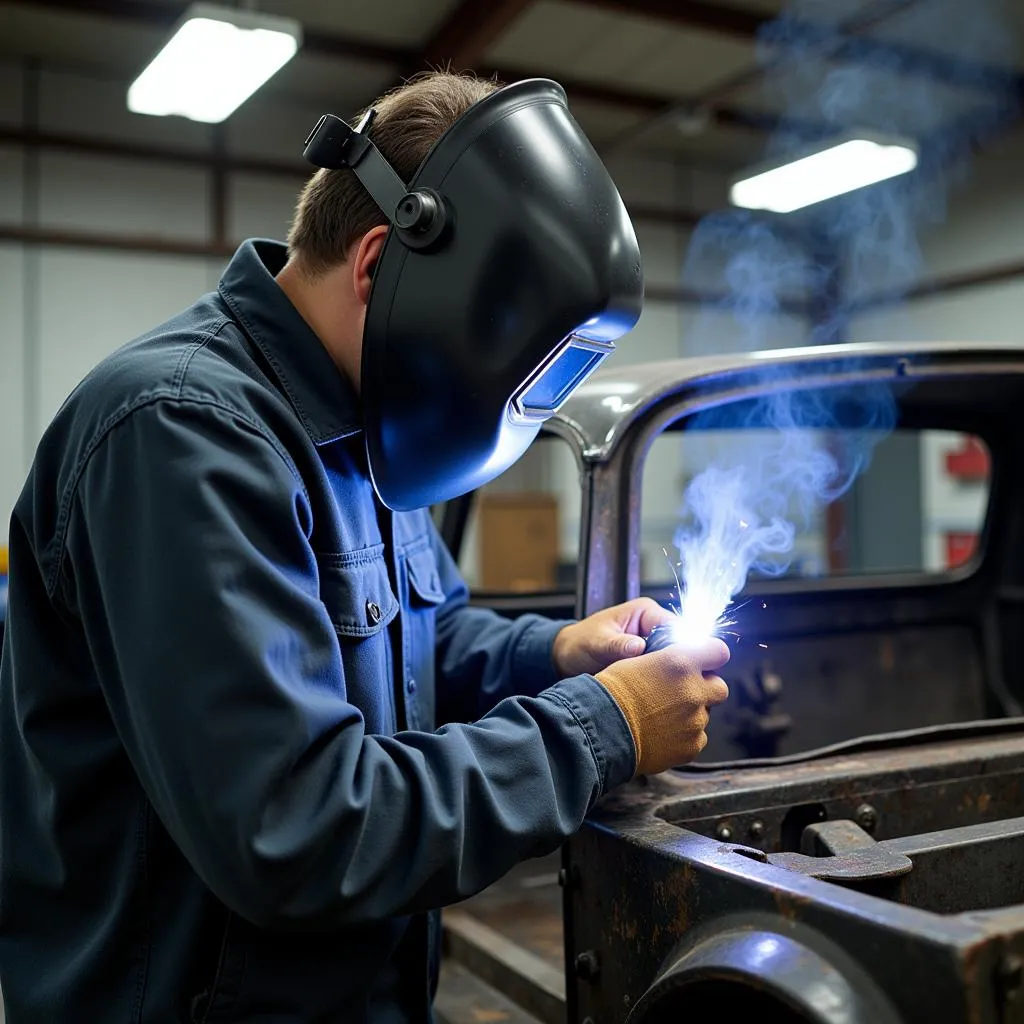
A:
[{"left": 303, "top": 110, "right": 450, "bottom": 251}]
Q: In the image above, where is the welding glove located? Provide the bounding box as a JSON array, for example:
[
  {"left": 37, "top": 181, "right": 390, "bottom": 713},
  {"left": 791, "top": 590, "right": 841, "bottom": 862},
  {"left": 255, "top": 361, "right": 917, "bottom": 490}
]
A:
[{"left": 594, "top": 639, "right": 730, "bottom": 777}]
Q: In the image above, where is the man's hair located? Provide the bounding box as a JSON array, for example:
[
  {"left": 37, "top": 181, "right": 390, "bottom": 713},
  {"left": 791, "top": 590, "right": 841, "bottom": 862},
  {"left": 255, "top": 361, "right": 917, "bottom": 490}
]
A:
[{"left": 287, "top": 71, "right": 500, "bottom": 276}]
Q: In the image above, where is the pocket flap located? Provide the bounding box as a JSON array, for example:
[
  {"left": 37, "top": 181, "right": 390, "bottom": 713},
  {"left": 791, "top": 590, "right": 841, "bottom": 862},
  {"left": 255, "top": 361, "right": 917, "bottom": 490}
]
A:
[
  {"left": 407, "top": 547, "right": 445, "bottom": 606},
  {"left": 318, "top": 549, "right": 399, "bottom": 638}
]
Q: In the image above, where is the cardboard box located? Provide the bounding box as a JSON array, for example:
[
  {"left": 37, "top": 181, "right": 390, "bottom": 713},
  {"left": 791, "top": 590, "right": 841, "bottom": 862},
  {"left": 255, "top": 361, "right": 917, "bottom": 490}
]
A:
[{"left": 478, "top": 493, "right": 559, "bottom": 592}]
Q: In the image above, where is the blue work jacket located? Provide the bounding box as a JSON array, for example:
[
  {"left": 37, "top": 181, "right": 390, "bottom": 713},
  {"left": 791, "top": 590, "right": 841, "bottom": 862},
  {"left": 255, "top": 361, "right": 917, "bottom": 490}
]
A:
[{"left": 0, "top": 240, "right": 635, "bottom": 1023}]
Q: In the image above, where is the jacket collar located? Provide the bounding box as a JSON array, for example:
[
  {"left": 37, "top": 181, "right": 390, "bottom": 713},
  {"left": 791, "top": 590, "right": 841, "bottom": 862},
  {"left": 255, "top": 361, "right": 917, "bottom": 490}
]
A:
[{"left": 218, "top": 239, "right": 361, "bottom": 445}]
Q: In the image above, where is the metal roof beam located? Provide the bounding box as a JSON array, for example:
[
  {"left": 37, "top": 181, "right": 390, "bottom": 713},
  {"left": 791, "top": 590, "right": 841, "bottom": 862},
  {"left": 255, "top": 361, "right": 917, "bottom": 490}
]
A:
[{"left": 417, "top": 0, "right": 537, "bottom": 72}]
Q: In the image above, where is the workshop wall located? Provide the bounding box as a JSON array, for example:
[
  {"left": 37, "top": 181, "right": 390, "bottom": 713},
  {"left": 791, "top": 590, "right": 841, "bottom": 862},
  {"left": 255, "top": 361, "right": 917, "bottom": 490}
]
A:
[
  {"left": 0, "top": 58, "right": 782, "bottom": 549},
  {"left": 848, "top": 123, "right": 1024, "bottom": 345},
  {"left": 845, "top": 123, "right": 1024, "bottom": 571},
  {"left": 5, "top": 65, "right": 1008, "bottom": 589}
]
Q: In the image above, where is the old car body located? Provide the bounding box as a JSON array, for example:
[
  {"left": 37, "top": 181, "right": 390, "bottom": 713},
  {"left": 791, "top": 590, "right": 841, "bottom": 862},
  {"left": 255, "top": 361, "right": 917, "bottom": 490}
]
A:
[{"left": 441, "top": 341, "right": 1024, "bottom": 1024}]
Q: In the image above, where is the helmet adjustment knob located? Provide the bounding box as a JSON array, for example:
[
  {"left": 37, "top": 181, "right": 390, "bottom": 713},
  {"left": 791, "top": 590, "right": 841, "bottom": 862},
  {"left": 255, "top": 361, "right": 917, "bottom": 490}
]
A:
[{"left": 395, "top": 191, "right": 439, "bottom": 233}]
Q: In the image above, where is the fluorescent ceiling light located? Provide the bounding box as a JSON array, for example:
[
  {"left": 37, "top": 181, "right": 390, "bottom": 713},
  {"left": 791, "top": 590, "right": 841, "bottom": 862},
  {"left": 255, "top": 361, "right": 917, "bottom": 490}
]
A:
[
  {"left": 729, "top": 135, "right": 919, "bottom": 214},
  {"left": 128, "top": 3, "right": 301, "bottom": 123}
]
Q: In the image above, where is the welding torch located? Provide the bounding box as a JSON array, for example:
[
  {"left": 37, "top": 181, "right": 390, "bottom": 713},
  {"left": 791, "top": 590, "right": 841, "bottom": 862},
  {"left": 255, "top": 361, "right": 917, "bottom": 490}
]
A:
[{"left": 644, "top": 623, "right": 678, "bottom": 653}]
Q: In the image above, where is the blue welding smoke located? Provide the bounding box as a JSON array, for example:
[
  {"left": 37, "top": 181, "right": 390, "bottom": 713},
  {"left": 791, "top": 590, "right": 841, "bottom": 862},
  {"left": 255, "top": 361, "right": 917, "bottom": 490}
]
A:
[
  {"left": 673, "top": 382, "right": 898, "bottom": 641},
  {"left": 670, "top": 0, "right": 1017, "bottom": 640}
]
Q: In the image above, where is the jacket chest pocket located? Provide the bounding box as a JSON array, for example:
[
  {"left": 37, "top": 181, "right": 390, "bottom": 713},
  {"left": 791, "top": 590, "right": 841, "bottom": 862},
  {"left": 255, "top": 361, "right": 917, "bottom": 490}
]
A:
[
  {"left": 402, "top": 545, "right": 445, "bottom": 732},
  {"left": 317, "top": 546, "right": 400, "bottom": 735}
]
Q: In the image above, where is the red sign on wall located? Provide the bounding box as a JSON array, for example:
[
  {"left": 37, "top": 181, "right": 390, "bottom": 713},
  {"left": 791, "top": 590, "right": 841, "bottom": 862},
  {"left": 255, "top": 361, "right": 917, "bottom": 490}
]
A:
[
  {"left": 945, "top": 437, "right": 990, "bottom": 481},
  {"left": 946, "top": 532, "right": 978, "bottom": 569}
]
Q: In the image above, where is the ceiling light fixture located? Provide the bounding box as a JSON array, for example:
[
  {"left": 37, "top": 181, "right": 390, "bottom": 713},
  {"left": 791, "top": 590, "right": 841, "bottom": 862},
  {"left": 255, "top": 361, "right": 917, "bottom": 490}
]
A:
[
  {"left": 729, "top": 134, "right": 919, "bottom": 214},
  {"left": 127, "top": 3, "right": 301, "bottom": 123}
]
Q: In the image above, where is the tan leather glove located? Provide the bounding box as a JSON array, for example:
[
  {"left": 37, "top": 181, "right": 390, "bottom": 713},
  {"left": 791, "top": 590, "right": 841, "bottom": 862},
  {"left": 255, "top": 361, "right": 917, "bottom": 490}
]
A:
[{"left": 595, "top": 638, "right": 730, "bottom": 776}]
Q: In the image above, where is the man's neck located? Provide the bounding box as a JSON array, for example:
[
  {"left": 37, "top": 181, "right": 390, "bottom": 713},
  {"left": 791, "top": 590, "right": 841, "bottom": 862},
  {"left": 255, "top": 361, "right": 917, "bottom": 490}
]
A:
[{"left": 275, "top": 259, "right": 362, "bottom": 391}]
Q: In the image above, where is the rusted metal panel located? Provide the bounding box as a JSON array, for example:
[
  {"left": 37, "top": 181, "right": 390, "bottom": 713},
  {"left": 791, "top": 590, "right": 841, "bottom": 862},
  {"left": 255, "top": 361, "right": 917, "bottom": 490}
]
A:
[
  {"left": 566, "top": 730, "right": 1024, "bottom": 1023},
  {"left": 567, "top": 824, "right": 1001, "bottom": 1022},
  {"left": 455, "top": 348, "right": 1024, "bottom": 1023}
]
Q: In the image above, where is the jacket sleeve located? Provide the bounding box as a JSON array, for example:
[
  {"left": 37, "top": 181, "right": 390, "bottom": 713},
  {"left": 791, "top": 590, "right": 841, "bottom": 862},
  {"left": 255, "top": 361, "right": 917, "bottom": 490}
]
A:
[
  {"left": 63, "top": 398, "right": 635, "bottom": 931},
  {"left": 429, "top": 527, "right": 577, "bottom": 724}
]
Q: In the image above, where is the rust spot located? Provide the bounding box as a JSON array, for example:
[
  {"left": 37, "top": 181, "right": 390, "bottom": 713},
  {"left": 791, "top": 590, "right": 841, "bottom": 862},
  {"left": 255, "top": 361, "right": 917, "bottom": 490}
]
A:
[
  {"left": 962, "top": 940, "right": 983, "bottom": 987},
  {"left": 647, "top": 865, "right": 696, "bottom": 946},
  {"left": 610, "top": 896, "right": 639, "bottom": 943},
  {"left": 471, "top": 1010, "right": 510, "bottom": 1022},
  {"left": 772, "top": 888, "right": 811, "bottom": 922},
  {"left": 879, "top": 637, "right": 896, "bottom": 673},
  {"left": 977, "top": 791, "right": 991, "bottom": 814},
  {"left": 959, "top": 939, "right": 988, "bottom": 1024},
  {"left": 651, "top": 866, "right": 695, "bottom": 911}
]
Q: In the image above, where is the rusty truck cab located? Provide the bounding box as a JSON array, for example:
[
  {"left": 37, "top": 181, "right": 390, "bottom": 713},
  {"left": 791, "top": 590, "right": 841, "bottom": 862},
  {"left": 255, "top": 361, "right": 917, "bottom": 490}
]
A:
[{"left": 441, "top": 340, "right": 1024, "bottom": 1024}]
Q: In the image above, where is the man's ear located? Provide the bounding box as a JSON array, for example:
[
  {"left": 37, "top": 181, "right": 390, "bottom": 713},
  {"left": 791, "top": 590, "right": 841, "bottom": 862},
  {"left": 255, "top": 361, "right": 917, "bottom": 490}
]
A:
[{"left": 351, "top": 225, "right": 390, "bottom": 307}]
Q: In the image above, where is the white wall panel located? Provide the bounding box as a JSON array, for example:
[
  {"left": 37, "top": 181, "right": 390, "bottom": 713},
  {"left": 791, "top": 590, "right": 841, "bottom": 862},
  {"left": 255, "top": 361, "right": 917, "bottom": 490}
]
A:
[
  {"left": 0, "top": 245, "right": 25, "bottom": 544},
  {"left": 0, "top": 61, "right": 23, "bottom": 127},
  {"left": 635, "top": 221, "right": 683, "bottom": 289},
  {"left": 0, "top": 146, "right": 23, "bottom": 224},
  {"left": 845, "top": 128, "right": 1024, "bottom": 343},
  {"left": 39, "top": 68, "right": 213, "bottom": 152},
  {"left": 36, "top": 249, "right": 211, "bottom": 434},
  {"left": 915, "top": 129, "right": 1024, "bottom": 282},
  {"left": 618, "top": 290, "right": 811, "bottom": 364},
  {"left": 680, "top": 307, "right": 809, "bottom": 357},
  {"left": 38, "top": 152, "right": 210, "bottom": 240},
  {"left": 850, "top": 280, "right": 1024, "bottom": 344},
  {"left": 228, "top": 173, "right": 301, "bottom": 244},
  {"left": 206, "top": 257, "right": 228, "bottom": 292},
  {"left": 844, "top": 126, "right": 1024, "bottom": 303},
  {"left": 619, "top": 298, "right": 682, "bottom": 365}
]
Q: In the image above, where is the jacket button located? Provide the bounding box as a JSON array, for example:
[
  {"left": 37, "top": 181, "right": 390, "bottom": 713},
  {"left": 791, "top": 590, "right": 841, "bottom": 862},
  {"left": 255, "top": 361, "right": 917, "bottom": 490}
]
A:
[
  {"left": 366, "top": 600, "right": 382, "bottom": 625},
  {"left": 406, "top": 678, "right": 417, "bottom": 694}
]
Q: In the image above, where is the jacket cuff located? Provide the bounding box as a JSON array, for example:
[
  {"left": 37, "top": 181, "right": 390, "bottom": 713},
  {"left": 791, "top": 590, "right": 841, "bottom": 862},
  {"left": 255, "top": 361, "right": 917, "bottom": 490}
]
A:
[
  {"left": 511, "top": 617, "right": 576, "bottom": 694},
  {"left": 542, "top": 674, "right": 636, "bottom": 794}
]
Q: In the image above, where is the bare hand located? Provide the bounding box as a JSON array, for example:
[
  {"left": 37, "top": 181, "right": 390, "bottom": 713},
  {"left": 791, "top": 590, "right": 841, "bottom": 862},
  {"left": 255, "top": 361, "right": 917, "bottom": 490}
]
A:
[{"left": 553, "top": 598, "right": 677, "bottom": 677}]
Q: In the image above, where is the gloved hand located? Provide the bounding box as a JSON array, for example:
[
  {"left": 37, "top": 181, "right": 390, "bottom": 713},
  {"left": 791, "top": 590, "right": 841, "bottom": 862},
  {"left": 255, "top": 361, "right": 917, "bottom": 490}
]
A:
[
  {"left": 594, "top": 638, "right": 730, "bottom": 776},
  {"left": 552, "top": 598, "right": 678, "bottom": 677}
]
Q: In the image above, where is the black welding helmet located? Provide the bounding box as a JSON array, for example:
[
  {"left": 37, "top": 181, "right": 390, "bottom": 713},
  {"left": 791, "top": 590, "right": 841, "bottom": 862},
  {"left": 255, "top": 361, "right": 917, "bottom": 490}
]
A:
[{"left": 303, "top": 79, "right": 643, "bottom": 510}]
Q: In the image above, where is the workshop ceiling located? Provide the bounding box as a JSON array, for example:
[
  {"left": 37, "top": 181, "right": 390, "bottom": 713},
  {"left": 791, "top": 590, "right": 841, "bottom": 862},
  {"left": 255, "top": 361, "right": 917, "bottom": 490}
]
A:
[{"left": 0, "top": 0, "right": 1020, "bottom": 172}]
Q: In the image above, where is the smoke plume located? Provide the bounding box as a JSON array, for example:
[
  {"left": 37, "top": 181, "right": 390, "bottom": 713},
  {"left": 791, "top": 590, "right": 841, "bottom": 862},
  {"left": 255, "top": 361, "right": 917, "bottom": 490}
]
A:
[{"left": 671, "top": 0, "right": 1017, "bottom": 641}]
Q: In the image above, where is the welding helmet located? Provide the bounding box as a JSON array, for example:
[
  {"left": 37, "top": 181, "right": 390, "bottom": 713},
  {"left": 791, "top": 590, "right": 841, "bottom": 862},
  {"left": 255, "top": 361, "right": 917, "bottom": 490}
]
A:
[{"left": 303, "top": 79, "right": 643, "bottom": 510}]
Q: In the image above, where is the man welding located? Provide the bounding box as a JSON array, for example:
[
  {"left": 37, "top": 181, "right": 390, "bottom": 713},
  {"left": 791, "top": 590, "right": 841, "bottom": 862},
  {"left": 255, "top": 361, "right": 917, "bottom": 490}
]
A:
[{"left": 0, "top": 73, "right": 728, "bottom": 1022}]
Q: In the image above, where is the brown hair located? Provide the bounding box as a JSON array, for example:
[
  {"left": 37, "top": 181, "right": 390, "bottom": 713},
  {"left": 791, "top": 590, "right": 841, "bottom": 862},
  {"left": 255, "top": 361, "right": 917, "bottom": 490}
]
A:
[{"left": 287, "top": 71, "right": 500, "bottom": 276}]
